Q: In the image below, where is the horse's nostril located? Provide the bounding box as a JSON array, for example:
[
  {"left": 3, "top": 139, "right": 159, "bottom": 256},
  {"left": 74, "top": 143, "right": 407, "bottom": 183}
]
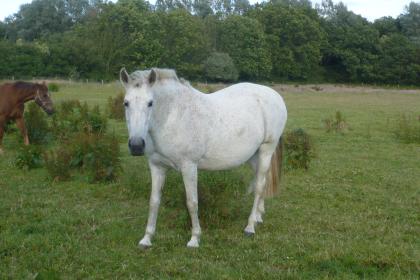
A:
[{"left": 128, "top": 138, "right": 146, "bottom": 156}]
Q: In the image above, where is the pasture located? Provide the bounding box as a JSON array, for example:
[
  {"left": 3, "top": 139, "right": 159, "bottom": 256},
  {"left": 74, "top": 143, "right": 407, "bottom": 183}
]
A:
[{"left": 0, "top": 82, "right": 419, "bottom": 279}]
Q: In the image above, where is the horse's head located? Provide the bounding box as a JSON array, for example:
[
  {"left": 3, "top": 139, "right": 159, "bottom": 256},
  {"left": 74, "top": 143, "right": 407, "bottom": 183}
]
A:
[
  {"left": 120, "top": 68, "right": 157, "bottom": 156},
  {"left": 35, "top": 82, "right": 55, "bottom": 115}
]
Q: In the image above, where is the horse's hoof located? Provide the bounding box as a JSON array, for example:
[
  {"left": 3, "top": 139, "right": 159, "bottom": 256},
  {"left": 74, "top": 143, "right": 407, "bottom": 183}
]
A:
[
  {"left": 244, "top": 230, "right": 255, "bottom": 237},
  {"left": 138, "top": 238, "right": 152, "bottom": 249},
  {"left": 187, "top": 238, "right": 200, "bottom": 248}
]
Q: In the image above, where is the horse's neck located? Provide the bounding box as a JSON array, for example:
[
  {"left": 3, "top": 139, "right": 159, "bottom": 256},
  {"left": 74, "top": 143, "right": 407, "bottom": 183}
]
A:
[
  {"left": 16, "top": 88, "right": 36, "bottom": 104},
  {"left": 152, "top": 82, "right": 208, "bottom": 128},
  {"left": 154, "top": 83, "right": 206, "bottom": 112}
]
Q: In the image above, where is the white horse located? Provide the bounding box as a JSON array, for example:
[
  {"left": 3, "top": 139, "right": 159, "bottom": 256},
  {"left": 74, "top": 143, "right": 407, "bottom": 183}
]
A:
[{"left": 120, "top": 68, "right": 287, "bottom": 248}]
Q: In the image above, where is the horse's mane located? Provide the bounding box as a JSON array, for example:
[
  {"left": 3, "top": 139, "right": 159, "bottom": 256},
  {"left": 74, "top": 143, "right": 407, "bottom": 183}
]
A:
[
  {"left": 131, "top": 68, "right": 182, "bottom": 84},
  {"left": 11, "top": 81, "right": 46, "bottom": 92},
  {"left": 12, "top": 81, "right": 37, "bottom": 90}
]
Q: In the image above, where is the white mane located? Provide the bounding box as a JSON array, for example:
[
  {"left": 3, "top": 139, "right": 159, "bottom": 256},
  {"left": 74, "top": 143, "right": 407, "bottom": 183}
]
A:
[{"left": 131, "top": 68, "right": 180, "bottom": 85}]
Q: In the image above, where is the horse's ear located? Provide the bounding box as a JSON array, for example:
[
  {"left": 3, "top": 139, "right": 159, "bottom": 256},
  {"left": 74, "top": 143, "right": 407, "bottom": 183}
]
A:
[
  {"left": 42, "top": 81, "right": 46, "bottom": 86},
  {"left": 120, "top": 68, "right": 130, "bottom": 87},
  {"left": 149, "top": 69, "right": 157, "bottom": 85}
]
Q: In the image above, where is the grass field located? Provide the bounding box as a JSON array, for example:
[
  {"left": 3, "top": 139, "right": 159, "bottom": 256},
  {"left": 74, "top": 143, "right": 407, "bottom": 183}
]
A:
[{"left": 1, "top": 82, "right": 419, "bottom": 279}]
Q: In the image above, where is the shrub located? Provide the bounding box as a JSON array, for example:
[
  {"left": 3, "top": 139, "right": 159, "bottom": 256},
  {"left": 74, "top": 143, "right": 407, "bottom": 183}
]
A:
[
  {"left": 83, "top": 105, "right": 107, "bottom": 134},
  {"left": 24, "top": 102, "right": 51, "bottom": 144},
  {"left": 323, "top": 111, "right": 349, "bottom": 133},
  {"left": 204, "top": 52, "right": 238, "bottom": 82},
  {"left": 48, "top": 83, "right": 60, "bottom": 92},
  {"left": 51, "top": 101, "right": 107, "bottom": 138},
  {"left": 160, "top": 171, "right": 250, "bottom": 230},
  {"left": 44, "top": 131, "right": 120, "bottom": 183},
  {"left": 68, "top": 131, "right": 120, "bottom": 182},
  {"left": 44, "top": 146, "right": 72, "bottom": 181},
  {"left": 107, "top": 92, "right": 125, "bottom": 120},
  {"left": 15, "top": 145, "right": 43, "bottom": 169},
  {"left": 284, "top": 128, "right": 315, "bottom": 170},
  {"left": 394, "top": 114, "right": 420, "bottom": 144},
  {"left": 4, "top": 120, "right": 17, "bottom": 133}
]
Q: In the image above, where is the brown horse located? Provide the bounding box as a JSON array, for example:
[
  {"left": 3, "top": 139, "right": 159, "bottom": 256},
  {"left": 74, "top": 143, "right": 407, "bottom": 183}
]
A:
[{"left": 0, "top": 81, "right": 54, "bottom": 154}]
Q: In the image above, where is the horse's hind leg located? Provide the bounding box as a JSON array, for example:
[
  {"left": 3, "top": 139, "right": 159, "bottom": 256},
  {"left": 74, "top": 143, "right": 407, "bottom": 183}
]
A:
[
  {"left": 247, "top": 154, "right": 264, "bottom": 224},
  {"left": 0, "top": 117, "right": 5, "bottom": 154},
  {"left": 244, "top": 143, "right": 276, "bottom": 236},
  {"left": 16, "top": 117, "right": 29, "bottom": 145},
  {"left": 181, "top": 162, "right": 201, "bottom": 248}
]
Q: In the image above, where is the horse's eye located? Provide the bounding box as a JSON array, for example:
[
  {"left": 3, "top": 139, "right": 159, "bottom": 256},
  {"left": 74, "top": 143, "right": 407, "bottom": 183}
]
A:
[
  {"left": 124, "top": 101, "right": 129, "bottom": 107},
  {"left": 148, "top": 101, "right": 153, "bottom": 107}
]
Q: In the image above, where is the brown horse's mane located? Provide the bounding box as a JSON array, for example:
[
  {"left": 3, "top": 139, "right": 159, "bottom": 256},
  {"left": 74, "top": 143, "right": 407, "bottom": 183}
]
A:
[{"left": 12, "top": 81, "right": 41, "bottom": 91}]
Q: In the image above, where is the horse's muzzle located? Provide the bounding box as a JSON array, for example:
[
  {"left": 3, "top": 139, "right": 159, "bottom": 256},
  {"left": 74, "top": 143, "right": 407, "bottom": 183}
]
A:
[{"left": 129, "top": 138, "right": 145, "bottom": 156}]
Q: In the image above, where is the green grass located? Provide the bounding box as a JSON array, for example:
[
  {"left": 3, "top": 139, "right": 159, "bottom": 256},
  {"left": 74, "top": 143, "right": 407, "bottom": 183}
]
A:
[{"left": 1, "top": 83, "right": 419, "bottom": 279}]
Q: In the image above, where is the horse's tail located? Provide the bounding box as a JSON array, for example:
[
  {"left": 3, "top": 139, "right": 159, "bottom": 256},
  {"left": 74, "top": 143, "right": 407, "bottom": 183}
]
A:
[{"left": 264, "top": 137, "right": 283, "bottom": 198}]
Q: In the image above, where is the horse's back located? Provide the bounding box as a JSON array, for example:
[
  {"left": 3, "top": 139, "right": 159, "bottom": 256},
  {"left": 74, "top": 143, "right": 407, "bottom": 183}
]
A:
[
  {"left": 210, "top": 82, "right": 287, "bottom": 139},
  {"left": 196, "top": 83, "right": 287, "bottom": 170}
]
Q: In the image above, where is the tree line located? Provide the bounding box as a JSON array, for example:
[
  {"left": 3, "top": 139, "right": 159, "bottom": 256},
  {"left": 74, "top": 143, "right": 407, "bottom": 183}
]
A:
[{"left": 0, "top": 0, "right": 419, "bottom": 85}]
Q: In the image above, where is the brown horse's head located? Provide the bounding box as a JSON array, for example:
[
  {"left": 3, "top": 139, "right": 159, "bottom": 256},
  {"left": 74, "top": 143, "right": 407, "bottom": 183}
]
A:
[{"left": 34, "top": 82, "right": 55, "bottom": 115}]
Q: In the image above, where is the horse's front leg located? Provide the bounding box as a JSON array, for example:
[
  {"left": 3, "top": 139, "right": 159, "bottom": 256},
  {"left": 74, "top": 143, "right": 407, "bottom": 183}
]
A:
[
  {"left": 0, "top": 117, "right": 5, "bottom": 154},
  {"left": 139, "top": 161, "right": 167, "bottom": 249},
  {"left": 181, "top": 162, "right": 201, "bottom": 248},
  {"left": 16, "top": 117, "right": 29, "bottom": 145}
]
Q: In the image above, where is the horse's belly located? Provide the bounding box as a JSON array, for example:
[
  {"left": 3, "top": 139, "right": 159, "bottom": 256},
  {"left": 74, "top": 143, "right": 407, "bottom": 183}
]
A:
[{"left": 197, "top": 136, "right": 262, "bottom": 170}]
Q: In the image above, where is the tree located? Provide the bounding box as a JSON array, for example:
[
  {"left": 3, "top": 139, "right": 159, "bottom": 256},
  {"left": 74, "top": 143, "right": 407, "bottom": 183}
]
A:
[
  {"left": 399, "top": 2, "right": 420, "bottom": 44},
  {"left": 204, "top": 52, "right": 238, "bottom": 81},
  {"left": 250, "top": 2, "right": 325, "bottom": 80},
  {"left": 218, "top": 15, "right": 271, "bottom": 80},
  {"left": 318, "top": 1, "right": 380, "bottom": 82},
  {"left": 0, "top": 21, "right": 6, "bottom": 39},
  {"left": 193, "top": 0, "right": 214, "bottom": 17},
  {"left": 375, "top": 34, "right": 420, "bottom": 85},
  {"left": 158, "top": 9, "right": 210, "bottom": 78},
  {"left": 373, "top": 17, "right": 400, "bottom": 37}
]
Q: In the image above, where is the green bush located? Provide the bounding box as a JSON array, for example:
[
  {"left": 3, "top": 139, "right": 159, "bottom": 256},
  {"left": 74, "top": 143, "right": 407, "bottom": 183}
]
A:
[
  {"left": 44, "top": 146, "right": 72, "bottom": 182},
  {"left": 84, "top": 105, "right": 107, "bottom": 134},
  {"left": 44, "top": 131, "right": 120, "bottom": 183},
  {"left": 204, "top": 52, "right": 238, "bottom": 82},
  {"left": 323, "top": 111, "right": 349, "bottom": 133},
  {"left": 394, "top": 114, "right": 420, "bottom": 144},
  {"left": 15, "top": 145, "right": 43, "bottom": 169},
  {"left": 284, "top": 128, "right": 315, "bottom": 170},
  {"left": 48, "top": 83, "right": 60, "bottom": 92},
  {"left": 107, "top": 92, "right": 125, "bottom": 120},
  {"left": 24, "top": 102, "right": 52, "bottom": 144},
  {"left": 159, "top": 171, "right": 250, "bottom": 230},
  {"left": 4, "top": 120, "right": 17, "bottom": 133},
  {"left": 51, "top": 100, "right": 107, "bottom": 138}
]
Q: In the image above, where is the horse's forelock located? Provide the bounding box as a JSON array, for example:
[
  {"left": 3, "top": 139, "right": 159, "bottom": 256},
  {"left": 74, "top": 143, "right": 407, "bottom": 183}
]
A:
[
  {"left": 152, "top": 69, "right": 179, "bottom": 82},
  {"left": 130, "top": 69, "right": 180, "bottom": 86}
]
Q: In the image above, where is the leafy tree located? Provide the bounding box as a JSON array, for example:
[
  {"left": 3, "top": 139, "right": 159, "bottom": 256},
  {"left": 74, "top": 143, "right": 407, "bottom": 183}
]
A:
[
  {"left": 319, "top": 1, "right": 380, "bottom": 82},
  {"left": 193, "top": 0, "right": 214, "bottom": 17},
  {"left": 0, "top": 40, "right": 44, "bottom": 78},
  {"left": 218, "top": 15, "right": 271, "bottom": 79},
  {"left": 0, "top": 21, "right": 6, "bottom": 39},
  {"left": 204, "top": 52, "right": 238, "bottom": 81},
  {"left": 399, "top": 2, "right": 420, "bottom": 44},
  {"left": 373, "top": 17, "right": 400, "bottom": 37},
  {"left": 375, "top": 34, "right": 420, "bottom": 85},
  {"left": 158, "top": 9, "right": 210, "bottom": 78},
  {"left": 250, "top": 2, "right": 325, "bottom": 80}
]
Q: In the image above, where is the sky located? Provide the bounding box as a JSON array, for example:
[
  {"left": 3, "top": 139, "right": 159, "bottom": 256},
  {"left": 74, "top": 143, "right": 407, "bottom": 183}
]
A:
[{"left": 0, "top": 0, "right": 413, "bottom": 22}]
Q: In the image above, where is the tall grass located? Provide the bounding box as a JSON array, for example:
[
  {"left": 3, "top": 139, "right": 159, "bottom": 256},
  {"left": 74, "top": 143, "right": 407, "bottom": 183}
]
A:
[{"left": 393, "top": 113, "right": 420, "bottom": 144}]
